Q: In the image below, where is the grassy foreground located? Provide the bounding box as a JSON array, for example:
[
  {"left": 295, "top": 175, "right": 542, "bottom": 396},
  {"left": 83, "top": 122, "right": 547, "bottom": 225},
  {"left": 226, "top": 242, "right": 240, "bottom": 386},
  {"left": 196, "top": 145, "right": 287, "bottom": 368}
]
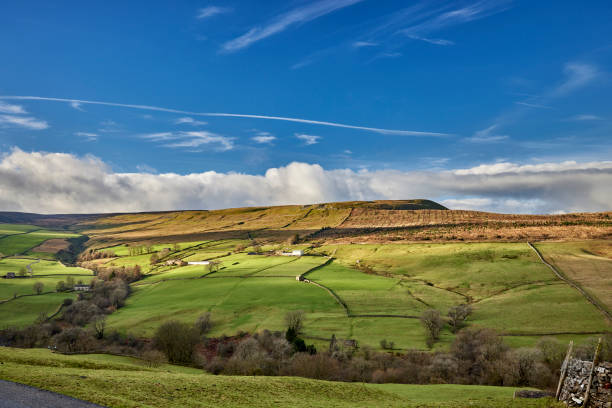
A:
[{"left": 0, "top": 347, "right": 562, "bottom": 408}]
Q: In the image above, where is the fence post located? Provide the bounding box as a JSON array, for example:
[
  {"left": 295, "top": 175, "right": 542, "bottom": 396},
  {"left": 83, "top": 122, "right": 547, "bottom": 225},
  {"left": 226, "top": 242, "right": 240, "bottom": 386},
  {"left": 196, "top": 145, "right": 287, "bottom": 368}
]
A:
[
  {"left": 582, "top": 337, "right": 602, "bottom": 408},
  {"left": 555, "top": 340, "right": 573, "bottom": 400}
]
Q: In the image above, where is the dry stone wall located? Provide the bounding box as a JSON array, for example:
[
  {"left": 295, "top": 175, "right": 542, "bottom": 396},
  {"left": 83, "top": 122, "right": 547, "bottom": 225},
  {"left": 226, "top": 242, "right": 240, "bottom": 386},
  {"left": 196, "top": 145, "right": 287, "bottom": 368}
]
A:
[{"left": 559, "top": 359, "right": 611, "bottom": 407}]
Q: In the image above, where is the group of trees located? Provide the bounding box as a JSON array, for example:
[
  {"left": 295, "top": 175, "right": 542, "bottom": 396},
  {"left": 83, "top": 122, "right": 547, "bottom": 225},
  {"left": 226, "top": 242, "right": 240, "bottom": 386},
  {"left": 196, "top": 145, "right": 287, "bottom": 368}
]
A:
[
  {"left": 78, "top": 249, "right": 114, "bottom": 262},
  {"left": 56, "top": 276, "right": 85, "bottom": 292},
  {"left": 88, "top": 265, "right": 142, "bottom": 283},
  {"left": 420, "top": 304, "right": 472, "bottom": 348}
]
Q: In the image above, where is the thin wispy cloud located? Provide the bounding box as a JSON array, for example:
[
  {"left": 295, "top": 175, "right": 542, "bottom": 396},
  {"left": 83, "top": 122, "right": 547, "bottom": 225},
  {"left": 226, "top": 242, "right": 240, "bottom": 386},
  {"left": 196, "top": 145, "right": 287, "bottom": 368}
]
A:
[
  {"left": 465, "top": 124, "right": 509, "bottom": 143},
  {"left": 398, "top": 0, "right": 511, "bottom": 39},
  {"left": 142, "top": 130, "right": 234, "bottom": 151},
  {"left": 514, "top": 101, "right": 552, "bottom": 109},
  {"left": 296, "top": 133, "right": 321, "bottom": 145},
  {"left": 175, "top": 117, "right": 208, "bottom": 126},
  {"left": 0, "top": 115, "right": 48, "bottom": 130},
  {"left": 487, "top": 62, "right": 602, "bottom": 133},
  {"left": 74, "top": 132, "right": 98, "bottom": 142},
  {"left": 197, "top": 6, "right": 231, "bottom": 19},
  {"left": 567, "top": 114, "right": 603, "bottom": 121},
  {"left": 98, "top": 120, "right": 121, "bottom": 133},
  {"left": 221, "top": 0, "right": 365, "bottom": 53},
  {"left": 406, "top": 34, "right": 454, "bottom": 46},
  {"left": 252, "top": 131, "right": 276, "bottom": 144},
  {"left": 352, "top": 41, "right": 378, "bottom": 48},
  {"left": 552, "top": 63, "right": 600, "bottom": 97},
  {"left": 0, "top": 101, "right": 26, "bottom": 114},
  {"left": 299, "top": 1, "right": 510, "bottom": 68},
  {"left": 0, "top": 96, "right": 449, "bottom": 137}
]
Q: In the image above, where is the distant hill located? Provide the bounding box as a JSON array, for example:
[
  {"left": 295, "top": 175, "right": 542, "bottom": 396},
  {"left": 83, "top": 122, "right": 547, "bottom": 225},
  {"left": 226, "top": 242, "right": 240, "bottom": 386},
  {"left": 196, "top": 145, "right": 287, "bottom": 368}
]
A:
[
  {"left": 1, "top": 200, "right": 610, "bottom": 246},
  {"left": 0, "top": 212, "right": 97, "bottom": 228}
]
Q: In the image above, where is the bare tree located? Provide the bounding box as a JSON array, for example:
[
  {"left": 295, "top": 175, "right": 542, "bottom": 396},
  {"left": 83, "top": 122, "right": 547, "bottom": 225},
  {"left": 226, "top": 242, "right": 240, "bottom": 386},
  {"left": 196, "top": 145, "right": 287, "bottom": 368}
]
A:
[
  {"left": 447, "top": 304, "right": 472, "bottom": 333},
  {"left": 195, "top": 312, "right": 212, "bottom": 335},
  {"left": 94, "top": 316, "right": 106, "bottom": 339},
  {"left": 207, "top": 260, "right": 221, "bottom": 274},
  {"left": 33, "top": 281, "right": 44, "bottom": 295},
  {"left": 141, "top": 349, "right": 167, "bottom": 367},
  {"left": 420, "top": 309, "right": 444, "bottom": 348},
  {"left": 18, "top": 267, "right": 27, "bottom": 277},
  {"left": 150, "top": 253, "right": 159, "bottom": 265},
  {"left": 153, "top": 320, "right": 199, "bottom": 364},
  {"left": 285, "top": 310, "right": 305, "bottom": 334}
]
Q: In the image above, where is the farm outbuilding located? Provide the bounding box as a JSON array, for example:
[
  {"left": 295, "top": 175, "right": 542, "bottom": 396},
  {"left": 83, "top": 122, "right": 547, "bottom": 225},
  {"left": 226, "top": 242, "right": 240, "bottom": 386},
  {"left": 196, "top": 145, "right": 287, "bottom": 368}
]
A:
[
  {"left": 282, "top": 250, "right": 304, "bottom": 256},
  {"left": 74, "top": 284, "right": 90, "bottom": 291},
  {"left": 4, "top": 272, "right": 15, "bottom": 279}
]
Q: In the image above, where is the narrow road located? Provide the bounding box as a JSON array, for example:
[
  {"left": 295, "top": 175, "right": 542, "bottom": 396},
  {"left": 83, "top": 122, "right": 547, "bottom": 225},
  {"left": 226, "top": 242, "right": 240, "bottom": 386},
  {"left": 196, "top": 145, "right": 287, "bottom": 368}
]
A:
[
  {"left": 0, "top": 380, "right": 106, "bottom": 408},
  {"left": 26, "top": 259, "right": 40, "bottom": 274}
]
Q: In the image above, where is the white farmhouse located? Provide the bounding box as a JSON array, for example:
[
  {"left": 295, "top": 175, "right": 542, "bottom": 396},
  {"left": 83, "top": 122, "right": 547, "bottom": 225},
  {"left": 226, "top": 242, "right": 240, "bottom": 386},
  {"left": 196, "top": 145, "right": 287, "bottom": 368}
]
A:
[
  {"left": 282, "top": 250, "right": 303, "bottom": 256},
  {"left": 188, "top": 261, "right": 210, "bottom": 265}
]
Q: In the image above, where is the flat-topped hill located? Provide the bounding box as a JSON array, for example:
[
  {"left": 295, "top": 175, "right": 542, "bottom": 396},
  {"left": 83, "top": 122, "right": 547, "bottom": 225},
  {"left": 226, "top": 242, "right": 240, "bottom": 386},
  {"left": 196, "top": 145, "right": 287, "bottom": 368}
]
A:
[{"left": 1, "top": 200, "right": 610, "bottom": 246}]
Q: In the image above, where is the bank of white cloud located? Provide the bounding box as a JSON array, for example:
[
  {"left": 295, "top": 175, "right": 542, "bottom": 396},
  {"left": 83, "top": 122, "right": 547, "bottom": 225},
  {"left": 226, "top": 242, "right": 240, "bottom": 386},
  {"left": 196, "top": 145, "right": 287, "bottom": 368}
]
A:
[{"left": 1, "top": 148, "right": 611, "bottom": 214}]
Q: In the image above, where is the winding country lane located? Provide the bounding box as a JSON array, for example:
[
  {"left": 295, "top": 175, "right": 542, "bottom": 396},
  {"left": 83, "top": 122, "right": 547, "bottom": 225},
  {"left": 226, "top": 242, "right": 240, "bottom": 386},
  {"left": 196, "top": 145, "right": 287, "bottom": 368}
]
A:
[{"left": 0, "top": 380, "right": 106, "bottom": 408}]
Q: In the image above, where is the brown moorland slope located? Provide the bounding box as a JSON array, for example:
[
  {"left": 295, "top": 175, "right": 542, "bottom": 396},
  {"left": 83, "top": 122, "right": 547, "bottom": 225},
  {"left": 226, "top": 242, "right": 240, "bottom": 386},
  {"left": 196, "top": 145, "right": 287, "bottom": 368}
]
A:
[{"left": 65, "top": 200, "right": 612, "bottom": 247}]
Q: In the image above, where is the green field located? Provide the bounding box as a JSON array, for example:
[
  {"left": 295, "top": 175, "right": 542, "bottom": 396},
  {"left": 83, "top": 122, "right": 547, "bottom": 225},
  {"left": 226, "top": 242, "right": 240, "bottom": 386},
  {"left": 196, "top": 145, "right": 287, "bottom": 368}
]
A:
[
  {"left": 0, "top": 224, "right": 80, "bottom": 256},
  {"left": 0, "top": 347, "right": 560, "bottom": 408},
  {"left": 1, "top": 224, "right": 609, "bottom": 351},
  {"left": 535, "top": 241, "right": 612, "bottom": 312},
  {"left": 98, "top": 242, "right": 611, "bottom": 350},
  {"left": 0, "top": 251, "right": 93, "bottom": 327},
  {"left": 0, "top": 258, "right": 93, "bottom": 300},
  {"left": 108, "top": 275, "right": 345, "bottom": 337},
  {"left": 0, "top": 292, "right": 77, "bottom": 327}
]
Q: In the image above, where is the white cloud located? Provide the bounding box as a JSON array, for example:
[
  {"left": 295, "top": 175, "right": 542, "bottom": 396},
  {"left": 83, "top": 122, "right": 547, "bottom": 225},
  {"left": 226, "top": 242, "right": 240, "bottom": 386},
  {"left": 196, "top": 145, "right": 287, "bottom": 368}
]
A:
[
  {"left": 0, "top": 102, "right": 26, "bottom": 114},
  {"left": 0, "top": 115, "right": 48, "bottom": 130},
  {"left": 221, "top": 0, "right": 364, "bottom": 52},
  {"left": 75, "top": 132, "right": 98, "bottom": 142},
  {"left": 399, "top": 1, "right": 510, "bottom": 41},
  {"left": 352, "top": 41, "right": 378, "bottom": 48},
  {"left": 567, "top": 114, "right": 603, "bottom": 121},
  {"left": 142, "top": 130, "right": 234, "bottom": 151},
  {"left": 296, "top": 133, "right": 321, "bottom": 145},
  {"left": 197, "top": 6, "right": 231, "bottom": 19},
  {"left": 552, "top": 63, "right": 600, "bottom": 97},
  {"left": 464, "top": 124, "right": 509, "bottom": 143},
  {"left": 514, "top": 101, "right": 552, "bottom": 109},
  {"left": 406, "top": 35, "right": 454, "bottom": 46},
  {"left": 98, "top": 120, "right": 121, "bottom": 133},
  {"left": 175, "top": 117, "right": 208, "bottom": 126},
  {"left": 70, "top": 101, "right": 84, "bottom": 111},
  {"left": 252, "top": 132, "right": 276, "bottom": 144},
  {"left": 1, "top": 149, "right": 611, "bottom": 214},
  {"left": 0, "top": 96, "right": 448, "bottom": 137}
]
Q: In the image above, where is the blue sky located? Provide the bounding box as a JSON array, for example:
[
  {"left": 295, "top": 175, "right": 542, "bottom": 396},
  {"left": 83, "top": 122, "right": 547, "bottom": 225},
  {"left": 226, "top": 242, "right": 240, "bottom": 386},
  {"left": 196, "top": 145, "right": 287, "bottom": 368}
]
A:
[{"left": 0, "top": 1, "right": 611, "bottom": 214}]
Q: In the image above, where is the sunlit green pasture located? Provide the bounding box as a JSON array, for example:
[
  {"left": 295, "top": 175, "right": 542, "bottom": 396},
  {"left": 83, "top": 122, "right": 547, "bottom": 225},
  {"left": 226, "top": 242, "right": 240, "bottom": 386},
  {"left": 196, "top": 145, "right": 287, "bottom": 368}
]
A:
[
  {"left": 107, "top": 275, "right": 345, "bottom": 337},
  {"left": 0, "top": 226, "right": 80, "bottom": 256},
  {"left": 0, "top": 292, "right": 77, "bottom": 327},
  {"left": 0, "top": 347, "right": 561, "bottom": 408}
]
